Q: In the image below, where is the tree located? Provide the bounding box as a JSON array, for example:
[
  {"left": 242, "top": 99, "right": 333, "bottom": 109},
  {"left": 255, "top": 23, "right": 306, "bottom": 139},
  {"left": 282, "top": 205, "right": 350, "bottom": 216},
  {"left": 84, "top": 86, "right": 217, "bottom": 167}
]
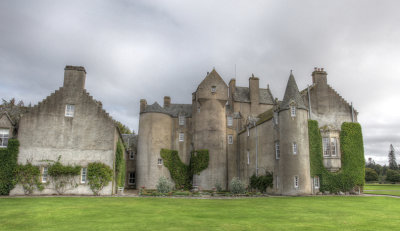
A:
[
  {"left": 115, "top": 121, "right": 132, "bottom": 134},
  {"left": 388, "top": 144, "right": 398, "bottom": 170},
  {"left": 365, "top": 168, "right": 378, "bottom": 182},
  {"left": 386, "top": 169, "right": 400, "bottom": 183}
]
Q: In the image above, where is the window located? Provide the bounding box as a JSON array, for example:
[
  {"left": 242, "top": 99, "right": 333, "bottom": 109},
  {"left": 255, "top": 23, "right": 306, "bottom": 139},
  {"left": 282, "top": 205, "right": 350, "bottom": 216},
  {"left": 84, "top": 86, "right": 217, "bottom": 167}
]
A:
[
  {"left": 227, "top": 116, "right": 233, "bottom": 127},
  {"left": 247, "top": 151, "right": 250, "bottom": 165},
  {"left": 65, "top": 104, "right": 75, "bottom": 117},
  {"left": 294, "top": 176, "right": 299, "bottom": 188},
  {"left": 292, "top": 142, "right": 297, "bottom": 155},
  {"left": 331, "top": 138, "right": 337, "bottom": 156},
  {"left": 274, "top": 112, "right": 279, "bottom": 125},
  {"left": 291, "top": 106, "right": 296, "bottom": 117},
  {"left": 228, "top": 135, "right": 233, "bottom": 144},
  {"left": 197, "top": 105, "right": 201, "bottom": 113},
  {"left": 276, "top": 176, "right": 279, "bottom": 189},
  {"left": 81, "top": 167, "right": 87, "bottom": 184},
  {"left": 42, "top": 167, "right": 48, "bottom": 183},
  {"left": 314, "top": 176, "right": 320, "bottom": 189},
  {"left": 129, "top": 151, "right": 135, "bottom": 160},
  {"left": 211, "top": 86, "right": 216, "bottom": 93},
  {"left": 275, "top": 141, "right": 280, "bottom": 159},
  {"left": 323, "top": 137, "right": 330, "bottom": 156},
  {"left": 179, "top": 133, "right": 184, "bottom": 142},
  {"left": 179, "top": 116, "right": 185, "bottom": 126},
  {"left": 158, "top": 158, "right": 163, "bottom": 165},
  {"left": 129, "top": 172, "right": 135, "bottom": 185},
  {"left": 0, "top": 129, "right": 9, "bottom": 148}
]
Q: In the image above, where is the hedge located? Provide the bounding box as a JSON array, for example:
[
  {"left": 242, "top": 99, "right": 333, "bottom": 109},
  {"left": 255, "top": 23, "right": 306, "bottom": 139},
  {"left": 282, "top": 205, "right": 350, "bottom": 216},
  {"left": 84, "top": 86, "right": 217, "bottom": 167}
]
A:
[
  {"left": 0, "top": 139, "right": 19, "bottom": 195},
  {"left": 308, "top": 120, "right": 365, "bottom": 193}
]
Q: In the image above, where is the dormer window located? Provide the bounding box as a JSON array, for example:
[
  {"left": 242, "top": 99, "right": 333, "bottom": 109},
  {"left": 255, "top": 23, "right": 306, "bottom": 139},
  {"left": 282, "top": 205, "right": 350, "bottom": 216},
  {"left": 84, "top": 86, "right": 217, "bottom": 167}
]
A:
[
  {"left": 179, "top": 115, "right": 185, "bottom": 126},
  {"left": 211, "top": 86, "right": 216, "bottom": 93},
  {"left": 291, "top": 105, "right": 296, "bottom": 117},
  {"left": 65, "top": 104, "right": 75, "bottom": 117},
  {"left": 0, "top": 129, "right": 9, "bottom": 148}
]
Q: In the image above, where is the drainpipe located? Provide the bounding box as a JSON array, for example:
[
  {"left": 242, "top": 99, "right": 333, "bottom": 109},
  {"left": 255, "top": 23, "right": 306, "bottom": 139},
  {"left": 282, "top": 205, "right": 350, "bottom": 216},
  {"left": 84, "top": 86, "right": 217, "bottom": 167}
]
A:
[
  {"left": 307, "top": 85, "right": 312, "bottom": 119},
  {"left": 255, "top": 121, "right": 258, "bottom": 176}
]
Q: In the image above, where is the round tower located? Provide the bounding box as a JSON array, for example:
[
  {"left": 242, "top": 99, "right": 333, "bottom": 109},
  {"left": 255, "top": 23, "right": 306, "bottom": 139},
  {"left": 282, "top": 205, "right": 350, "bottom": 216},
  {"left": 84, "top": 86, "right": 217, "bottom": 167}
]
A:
[
  {"left": 192, "top": 70, "right": 228, "bottom": 190},
  {"left": 136, "top": 101, "right": 172, "bottom": 189},
  {"left": 278, "top": 72, "right": 311, "bottom": 195}
]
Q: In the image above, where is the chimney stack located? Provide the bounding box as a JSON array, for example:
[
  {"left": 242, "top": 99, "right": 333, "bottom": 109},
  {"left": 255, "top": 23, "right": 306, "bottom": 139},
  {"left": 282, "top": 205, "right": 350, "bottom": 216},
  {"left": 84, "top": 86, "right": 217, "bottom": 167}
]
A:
[
  {"left": 249, "top": 74, "right": 260, "bottom": 114},
  {"left": 312, "top": 67, "right": 327, "bottom": 84},
  {"left": 164, "top": 96, "right": 171, "bottom": 108},
  {"left": 140, "top": 99, "right": 147, "bottom": 113},
  {"left": 63, "top": 65, "right": 86, "bottom": 90}
]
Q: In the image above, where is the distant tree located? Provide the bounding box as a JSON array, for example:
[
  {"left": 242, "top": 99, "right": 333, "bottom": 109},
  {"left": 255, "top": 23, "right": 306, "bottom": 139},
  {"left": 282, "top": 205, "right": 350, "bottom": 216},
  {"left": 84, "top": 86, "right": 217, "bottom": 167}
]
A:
[
  {"left": 1, "top": 98, "right": 28, "bottom": 124},
  {"left": 365, "top": 168, "right": 378, "bottom": 182},
  {"left": 386, "top": 169, "right": 400, "bottom": 183},
  {"left": 388, "top": 144, "right": 398, "bottom": 170},
  {"left": 115, "top": 121, "right": 132, "bottom": 134},
  {"left": 365, "top": 157, "right": 383, "bottom": 175}
]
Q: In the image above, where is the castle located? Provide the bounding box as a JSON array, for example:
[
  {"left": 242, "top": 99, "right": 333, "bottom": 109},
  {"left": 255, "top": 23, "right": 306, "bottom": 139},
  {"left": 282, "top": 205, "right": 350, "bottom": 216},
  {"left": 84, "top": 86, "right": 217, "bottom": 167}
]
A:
[
  {"left": 137, "top": 68, "right": 358, "bottom": 195},
  {"left": 1, "top": 65, "right": 359, "bottom": 196}
]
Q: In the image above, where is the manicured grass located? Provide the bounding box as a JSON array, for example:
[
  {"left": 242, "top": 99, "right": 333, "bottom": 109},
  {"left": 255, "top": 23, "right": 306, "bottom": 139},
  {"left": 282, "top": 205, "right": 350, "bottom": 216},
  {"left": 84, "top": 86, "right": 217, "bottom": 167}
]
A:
[
  {"left": 0, "top": 196, "right": 399, "bottom": 230},
  {"left": 364, "top": 184, "right": 400, "bottom": 196}
]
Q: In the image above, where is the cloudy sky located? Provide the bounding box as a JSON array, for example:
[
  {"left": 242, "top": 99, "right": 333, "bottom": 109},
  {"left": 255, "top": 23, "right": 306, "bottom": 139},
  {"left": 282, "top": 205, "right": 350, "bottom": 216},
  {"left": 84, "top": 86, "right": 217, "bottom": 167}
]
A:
[{"left": 1, "top": 0, "right": 399, "bottom": 164}]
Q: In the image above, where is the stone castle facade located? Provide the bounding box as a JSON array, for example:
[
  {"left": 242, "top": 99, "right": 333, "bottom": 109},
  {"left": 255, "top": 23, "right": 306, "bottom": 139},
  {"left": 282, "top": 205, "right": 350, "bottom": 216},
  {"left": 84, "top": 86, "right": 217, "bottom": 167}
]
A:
[{"left": 137, "top": 68, "right": 357, "bottom": 195}]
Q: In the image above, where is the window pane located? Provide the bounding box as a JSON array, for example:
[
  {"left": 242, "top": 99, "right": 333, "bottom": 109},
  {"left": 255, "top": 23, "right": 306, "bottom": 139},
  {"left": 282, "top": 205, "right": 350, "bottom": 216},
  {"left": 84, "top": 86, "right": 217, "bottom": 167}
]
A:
[
  {"left": 323, "top": 138, "right": 330, "bottom": 156},
  {"left": 331, "top": 138, "right": 337, "bottom": 156}
]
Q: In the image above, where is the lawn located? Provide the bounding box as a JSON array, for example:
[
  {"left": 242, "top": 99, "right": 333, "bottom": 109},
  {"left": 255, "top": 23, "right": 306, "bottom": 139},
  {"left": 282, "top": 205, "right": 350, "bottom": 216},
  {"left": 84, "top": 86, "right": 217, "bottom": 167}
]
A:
[
  {"left": 0, "top": 196, "right": 399, "bottom": 231},
  {"left": 364, "top": 184, "right": 400, "bottom": 196}
]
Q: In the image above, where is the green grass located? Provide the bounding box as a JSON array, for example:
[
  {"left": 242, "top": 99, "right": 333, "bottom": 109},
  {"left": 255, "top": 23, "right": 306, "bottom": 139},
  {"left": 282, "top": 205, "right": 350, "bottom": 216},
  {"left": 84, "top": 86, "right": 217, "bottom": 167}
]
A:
[
  {"left": 364, "top": 184, "right": 400, "bottom": 196},
  {"left": 0, "top": 196, "right": 399, "bottom": 230}
]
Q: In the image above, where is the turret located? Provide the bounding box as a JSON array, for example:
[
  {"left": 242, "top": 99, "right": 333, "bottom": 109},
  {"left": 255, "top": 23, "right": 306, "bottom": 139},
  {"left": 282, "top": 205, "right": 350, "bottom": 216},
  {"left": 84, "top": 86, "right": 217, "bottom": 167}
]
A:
[{"left": 277, "top": 71, "right": 311, "bottom": 195}]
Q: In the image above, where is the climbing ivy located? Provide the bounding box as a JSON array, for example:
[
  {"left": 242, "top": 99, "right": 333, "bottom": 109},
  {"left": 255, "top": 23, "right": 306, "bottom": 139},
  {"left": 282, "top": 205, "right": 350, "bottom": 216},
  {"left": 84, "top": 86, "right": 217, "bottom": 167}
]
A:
[
  {"left": 308, "top": 120, "right": 365, "bottom": 193},
  {"left": 115, "top": 140, "right": 126, "bottom": 188},
  {"left": 47, "top": 157, "right": 81, "bottom": 194},
  {"left": 160, "top": 149, "right": 209, "bottom": 190},
  {"left": 0, "top": 139, "right": 19, "bottom": 195}
]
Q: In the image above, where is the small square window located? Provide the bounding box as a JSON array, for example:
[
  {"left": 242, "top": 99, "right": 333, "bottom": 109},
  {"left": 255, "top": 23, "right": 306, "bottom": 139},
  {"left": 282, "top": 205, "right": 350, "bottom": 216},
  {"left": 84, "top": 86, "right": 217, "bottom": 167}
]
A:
[
  {"left": 129, "top": 172, "right": 135, "bottom": 185},
  {"left": 42, "top": 167, "right": 48, "bottom": 183},
  {"left": 129, "top": 151, "right": 135, "bottom": 160},
  {"left": 158, "top": 158, "right": 163, "bottom": 165},
  {"left": 65, "top": 104, "right": 75, "bottom": 117},
  {"left": 211, "top": 86, "right": 216, "bottom": 93},
  {"left": 228, "top": 135, "right": 233, "bottom": 144},
  {"left": 314, "top": 176, "right": 320, "bottom": 189},
  {"left": 227, "top": 116, "right": 233, "bottom": 127},
  {"left": 294, "top": 176, "right": 299, "bottom": 188},
  {"left": 275, "top": 141, "right": 280, "bottom": 159},
  {"left": 179, "top": 116, "right": 185, "bottom": 126},
  {"left": 0, "top": 129, "right": 9, "bottom": 148},
  {"left": 291, "top": 106, "right": 296, "bottom": 117},
  {"left": 179, "top": 133, "right": 184, "bottom": 142},
  {"left": 292, "top": 142, "right": 297, "bottom": 155},
  {"left": 81, "top": 167, "right": 87, "bottom": 184}
]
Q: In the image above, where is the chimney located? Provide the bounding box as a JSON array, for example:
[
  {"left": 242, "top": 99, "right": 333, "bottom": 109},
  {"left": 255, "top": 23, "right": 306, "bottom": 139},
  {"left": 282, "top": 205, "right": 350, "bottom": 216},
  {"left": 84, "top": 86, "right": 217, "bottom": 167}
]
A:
[
  {"left": 140, "top": 99, "right": 147, "bottom": 113},
  {"left": 312, "top": 67, "right": 327, "bottom": 84},
  {"left": 249, "top": 74, "right": 259, "bottom": 113},
  {"left": 229, "top": 78, "right": 236, "bottom": 98},
  {"left": 164, "top": 96, "right": 171, "bottom": 108},
  {"left": 63, "top": 65, "right": 86, "bottom": 90}
]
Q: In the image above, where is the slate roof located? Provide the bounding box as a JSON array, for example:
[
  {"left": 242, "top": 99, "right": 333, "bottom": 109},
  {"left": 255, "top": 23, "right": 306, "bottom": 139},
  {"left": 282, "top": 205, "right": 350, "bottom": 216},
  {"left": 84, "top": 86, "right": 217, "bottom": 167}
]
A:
[
  {"left": 233, "top": 87, "right": 274, "bottom": 104},
  {"left": 280, "top": 73, "right": 308, "bottom": 111},
  {"left": 142, "top": 102, "right": 192, "bottom": 118}
]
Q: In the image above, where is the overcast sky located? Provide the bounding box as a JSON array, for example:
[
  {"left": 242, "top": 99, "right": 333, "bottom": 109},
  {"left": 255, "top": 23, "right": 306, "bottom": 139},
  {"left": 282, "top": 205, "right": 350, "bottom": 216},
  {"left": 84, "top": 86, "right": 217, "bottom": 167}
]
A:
[{"left": 1, "top": 0, "right": 399, "bottom": 165}]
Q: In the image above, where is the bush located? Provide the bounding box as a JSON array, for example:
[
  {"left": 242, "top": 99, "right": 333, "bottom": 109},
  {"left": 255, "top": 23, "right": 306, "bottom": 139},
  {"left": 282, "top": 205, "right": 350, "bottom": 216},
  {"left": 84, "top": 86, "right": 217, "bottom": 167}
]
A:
[
  {"left": 156, "top": 176, "right": 174, "bottom": 193},
  {"left": 16, "top": 162, "right": 43, "bottom": 195},
  {"left": 0, "top": 139, "right": 19, "bottom": 195},
  {"left": 214, "top": 182, "right": 223, "bottom": 192},
  {"left": 47, "top": 158, "right": 81, "bottom": 194},
  {"left": 249, "top": 171, "right": 273, "bottom": 193},
  {"left": 386, "top": 169, "right": 400, "bottom": 183},
  {"left": 230, "top": 177, "right": 246, "bottom": 194},
  {"left": 87, "top": 162, "right": 113, "bottom": 195},
  {"left": 365, "top": 168, "right": 378, "bottom": 182}
]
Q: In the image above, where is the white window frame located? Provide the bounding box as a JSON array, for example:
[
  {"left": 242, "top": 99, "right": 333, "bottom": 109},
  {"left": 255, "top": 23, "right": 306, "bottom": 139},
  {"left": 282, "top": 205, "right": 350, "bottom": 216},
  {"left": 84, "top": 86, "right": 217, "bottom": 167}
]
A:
[
  {"left": 314, "top": 176, "right": 320, "bottom": 189},
  {"left": 294, "top": 176, "right": 299, "bottom": 188},
  {"left": 179, "top": 133, "right": 184, "bottom": 142},
  {"left": 211, "top": 86, "right": 216, "bottom": 93},
  {"left": 228, "top": 135, "right": 233, "bottom": 144},
  {"left": 179, "top": 115, "right": 185, "bottom": 126},
  {"left": 292, "top": 142, "right": 297, "bottom": 155},
  {"left": 128, "top": 172, "right": 135, "bottom": 185},
  {"left": 330, "top": 137, "right": 337, "bottom": 156},
  {"left": 0, "top": 128, "right": 9, "bottom": 148},
  {"left": 291, "top": 105, "right": 296, "bottom": 117},
  {"left": 275, "top": 141, "right": 280, "bottom": 159},
  {"left": 42, "top": 167, "right": 48, "bottom": 183},
  {"left": 247, "top": 151, "right": 250, "bottom": 165},
  {"left": 323, "top": 137, "right": 330, "bottom": 156},
  {"left": 129, "top": 151, "right": 135, "bottom": 160},
  {"left": 65, "top": 104, "right": 75, "bottom": 117},
  {"left": 81, "top": 167, "right": 87, "bottom": 184},
  {"left": 158, "top": 158, "right": 163, "bottom": 165},
  {"left": 227, "top": 116, "right": 233, "bottom": 127}
]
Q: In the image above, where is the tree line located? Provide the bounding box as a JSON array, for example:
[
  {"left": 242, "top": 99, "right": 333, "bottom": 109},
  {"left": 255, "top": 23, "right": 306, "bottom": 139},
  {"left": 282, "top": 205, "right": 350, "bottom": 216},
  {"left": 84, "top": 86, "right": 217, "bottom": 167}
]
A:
[{"left": 365, "top": 144, "right": 400, "bottom": 183}]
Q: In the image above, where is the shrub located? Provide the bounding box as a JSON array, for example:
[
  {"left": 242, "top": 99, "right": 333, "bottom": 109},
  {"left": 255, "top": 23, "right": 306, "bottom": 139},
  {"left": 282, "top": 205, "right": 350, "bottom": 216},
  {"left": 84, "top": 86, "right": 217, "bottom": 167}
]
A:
[
  {"left": 249, "top": 171, "right": 273, "bottom": 193},
  {"left": 365, "top": 168, "right": 378, "bottom": 182},
  {"left": 230, "top": 177, "right": 246, "bottom": 194},
  {"left": 16, "top": 162, "right": 43, "bottom": 195},
  {"left": 0, "top": 139, "right": 19, "bottom": 195},
  {"left": 386, "top": 169, "right": 400, "bottom": 183},
  {"left": 214, "top": 182, "right": 223, "bottom": 192},
  {"left": 156, "top": 176, "right": 173, "bottom": 193},
  {"left": 87, "top": 162, "right": 113, "bottom": 196},
  {"left": 47, "top": 158, "right": 81, "bottom": 194}
]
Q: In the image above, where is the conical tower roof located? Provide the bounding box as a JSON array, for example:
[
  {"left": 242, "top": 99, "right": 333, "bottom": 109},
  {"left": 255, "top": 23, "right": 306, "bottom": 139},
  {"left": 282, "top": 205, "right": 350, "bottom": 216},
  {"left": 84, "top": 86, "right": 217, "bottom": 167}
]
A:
[{"left": 280, "top": 71, "right": 307, "bottom": 111}]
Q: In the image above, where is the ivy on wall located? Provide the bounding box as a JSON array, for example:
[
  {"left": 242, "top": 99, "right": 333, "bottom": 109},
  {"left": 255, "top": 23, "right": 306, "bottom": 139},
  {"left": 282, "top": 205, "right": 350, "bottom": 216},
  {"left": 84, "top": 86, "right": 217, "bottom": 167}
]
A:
[
  {"left": 308, "top": 120, "right": 365, "bottom": 193},
  {"left": 87, "top": 162, "right": 113, "bottom": 195},
  {"left": 0, "top": 139, "right": 19, "bottom": 195},
  {"left": 160, "top": 149, "right": 209, "bottom": 190},
  {"left": 47, "top": 156, "right": 81, "bottom": 194},
  {"left": 16, "top": 162, "right": 43, "bottom": 195},
  {"left": 115, "top": 140, "right": 126, "bottom": 188}
]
